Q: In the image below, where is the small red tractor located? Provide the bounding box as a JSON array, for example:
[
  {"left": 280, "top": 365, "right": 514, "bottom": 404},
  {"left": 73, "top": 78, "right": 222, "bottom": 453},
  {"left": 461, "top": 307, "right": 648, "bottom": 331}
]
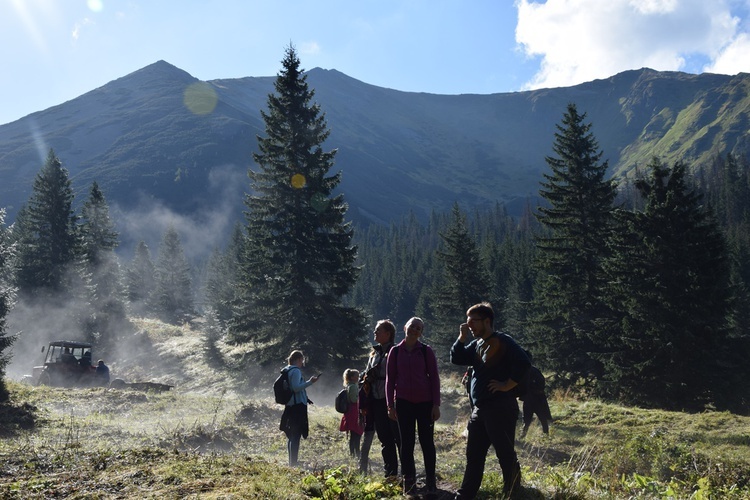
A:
[{"left": 32, "top": 340, "right": 105, "bottom": 387}]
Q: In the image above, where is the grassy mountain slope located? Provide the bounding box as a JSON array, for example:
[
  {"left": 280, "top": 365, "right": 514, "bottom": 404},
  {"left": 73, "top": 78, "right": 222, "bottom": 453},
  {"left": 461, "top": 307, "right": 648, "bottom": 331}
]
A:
[{"left": 616, "top": 71, "right": 750, "bottom": 174}]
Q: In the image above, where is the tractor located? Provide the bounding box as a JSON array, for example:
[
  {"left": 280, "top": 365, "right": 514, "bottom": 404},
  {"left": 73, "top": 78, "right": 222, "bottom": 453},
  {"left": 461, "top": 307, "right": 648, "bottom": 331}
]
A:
[{"left": 32, "top": 340, "right": 104, "bottom": 387}]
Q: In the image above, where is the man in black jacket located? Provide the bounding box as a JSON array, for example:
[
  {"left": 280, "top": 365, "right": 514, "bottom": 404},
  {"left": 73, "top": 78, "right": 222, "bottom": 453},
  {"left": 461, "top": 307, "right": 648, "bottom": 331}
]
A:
[{"left": 450, "top": 302, "right": 530, "bottom": 499}]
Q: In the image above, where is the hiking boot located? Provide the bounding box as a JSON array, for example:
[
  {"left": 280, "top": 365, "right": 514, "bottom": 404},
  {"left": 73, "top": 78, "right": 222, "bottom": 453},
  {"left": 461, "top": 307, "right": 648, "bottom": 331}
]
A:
[
  {"left": 426, "top": 478, "right": 436, "bottom": 490},
  {"left": 403, "top": 476, "right": 416, "bottom": 495},
  {"left": 425, "top": 476, "right": 438, "bottom": 498},
  {"left": 502, "top": 463, "right": 522, "bottom": 497},
  {"left": 502, "top": 472, "right": 522, "bottom": 498}
]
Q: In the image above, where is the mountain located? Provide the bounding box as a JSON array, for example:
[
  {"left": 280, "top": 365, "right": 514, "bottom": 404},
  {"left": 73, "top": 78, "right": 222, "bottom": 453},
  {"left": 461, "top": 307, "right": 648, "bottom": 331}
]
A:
[{"left": 1, "top": 61, "right": 749, "bottom": 231}]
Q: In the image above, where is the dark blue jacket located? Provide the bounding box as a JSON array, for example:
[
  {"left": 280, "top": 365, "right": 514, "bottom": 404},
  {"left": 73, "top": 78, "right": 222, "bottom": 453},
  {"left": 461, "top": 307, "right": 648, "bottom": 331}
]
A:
[{"left": 451, "top": 332, "right": 530, "bottom": 408}]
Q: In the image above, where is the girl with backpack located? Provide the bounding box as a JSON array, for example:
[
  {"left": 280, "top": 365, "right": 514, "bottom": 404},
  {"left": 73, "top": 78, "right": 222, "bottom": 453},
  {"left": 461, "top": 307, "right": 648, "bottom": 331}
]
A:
[{"left": 339, "top": 368, "right": 364, "bottom": 457}]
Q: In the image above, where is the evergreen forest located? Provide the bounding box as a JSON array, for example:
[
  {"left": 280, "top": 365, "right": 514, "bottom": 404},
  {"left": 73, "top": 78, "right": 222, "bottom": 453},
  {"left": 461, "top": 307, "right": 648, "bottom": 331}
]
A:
[{"left": 0, "top": 47, "right": 749, "bottom": 416}]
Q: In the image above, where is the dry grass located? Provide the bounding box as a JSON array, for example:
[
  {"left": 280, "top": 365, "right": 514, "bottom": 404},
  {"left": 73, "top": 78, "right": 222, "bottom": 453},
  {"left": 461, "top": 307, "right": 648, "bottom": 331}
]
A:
[{"left": 1, "top": 318, "right": 749, "bottom": 499}]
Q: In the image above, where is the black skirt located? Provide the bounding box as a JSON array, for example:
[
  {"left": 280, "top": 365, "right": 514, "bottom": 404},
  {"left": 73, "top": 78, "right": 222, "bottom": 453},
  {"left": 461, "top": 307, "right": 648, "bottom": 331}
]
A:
[{"left": 280, "top": 403, "right": 309, "bottom": 439}]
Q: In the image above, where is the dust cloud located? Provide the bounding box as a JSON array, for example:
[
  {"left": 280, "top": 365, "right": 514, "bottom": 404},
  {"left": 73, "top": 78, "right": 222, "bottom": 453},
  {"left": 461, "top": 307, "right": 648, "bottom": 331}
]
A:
[{"left": 5, "top": 163, "right": 246, "bottom": 387}]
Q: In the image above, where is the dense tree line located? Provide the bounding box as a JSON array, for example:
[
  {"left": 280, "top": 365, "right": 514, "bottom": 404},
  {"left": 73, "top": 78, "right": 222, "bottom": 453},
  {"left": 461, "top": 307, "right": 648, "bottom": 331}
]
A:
[
  {"left": 0, "top": 209, "right": 16, "bottom": 401},
  {"left": 3, "top": 150, "right": 196, "bottom": 364},
  {"left": 342, "top": 107, "right": 750, "bottom": 413},
  {"left": 1, "top": 48, "right": 748, "bottom": 414}
]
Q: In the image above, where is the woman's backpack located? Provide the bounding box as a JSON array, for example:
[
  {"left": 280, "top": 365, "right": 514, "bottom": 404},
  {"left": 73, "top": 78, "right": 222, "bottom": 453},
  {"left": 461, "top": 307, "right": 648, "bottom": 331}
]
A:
[{"left": 273, "top": 367, "right": 298, "bottom": 405}]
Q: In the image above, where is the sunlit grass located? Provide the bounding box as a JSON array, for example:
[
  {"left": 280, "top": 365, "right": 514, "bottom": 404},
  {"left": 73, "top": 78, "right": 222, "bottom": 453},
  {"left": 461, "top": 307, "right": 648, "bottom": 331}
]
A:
[{"left": 1, "top": 318, "right": 750, "bottom": 498}]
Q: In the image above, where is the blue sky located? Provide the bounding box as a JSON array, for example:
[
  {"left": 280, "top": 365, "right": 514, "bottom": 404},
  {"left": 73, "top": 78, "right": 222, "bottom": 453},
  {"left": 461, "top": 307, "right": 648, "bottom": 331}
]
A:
[{"left": 1, "top": 0, "right": 749, "bottom": 126}]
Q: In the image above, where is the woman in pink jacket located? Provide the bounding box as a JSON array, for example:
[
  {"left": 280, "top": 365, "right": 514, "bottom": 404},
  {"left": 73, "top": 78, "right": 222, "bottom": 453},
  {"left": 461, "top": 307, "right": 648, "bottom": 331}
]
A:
[{"left": 386, "top": 317, "right": 441, "bottom": 495}]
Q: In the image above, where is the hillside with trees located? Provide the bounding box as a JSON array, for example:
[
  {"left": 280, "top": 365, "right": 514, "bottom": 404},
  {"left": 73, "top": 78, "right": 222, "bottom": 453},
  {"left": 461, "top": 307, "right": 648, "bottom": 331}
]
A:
[{"left": 0, "top": 48, "right": 748, "bottom": 417}]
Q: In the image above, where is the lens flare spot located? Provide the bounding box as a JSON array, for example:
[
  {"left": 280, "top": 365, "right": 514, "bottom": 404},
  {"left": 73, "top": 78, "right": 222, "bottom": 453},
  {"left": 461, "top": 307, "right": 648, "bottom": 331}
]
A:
[
  {"left": 311, "top": 192, "right": 329, "bottom": 212},
  {"left": 183, "top": 82, "right": 218, "bottom": 115},
  {"left": 291, "top": 174, "right": 306, "bottom": 189},
  {"left": 87, "top": 0, "right": 104, "bottom": 12}
]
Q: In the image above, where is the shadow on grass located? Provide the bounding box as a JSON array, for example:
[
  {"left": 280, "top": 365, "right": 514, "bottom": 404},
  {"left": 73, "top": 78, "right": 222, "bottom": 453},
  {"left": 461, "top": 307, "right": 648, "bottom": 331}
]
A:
[{"left": 0, "top": 401, "right": 38, "bottom": 437}]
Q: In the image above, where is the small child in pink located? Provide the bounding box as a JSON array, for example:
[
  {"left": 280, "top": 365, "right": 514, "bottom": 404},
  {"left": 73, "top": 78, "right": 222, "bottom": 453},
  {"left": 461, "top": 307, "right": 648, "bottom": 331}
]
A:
[{"left": 339, "top": 368, "right": 364, "bottom": 457}]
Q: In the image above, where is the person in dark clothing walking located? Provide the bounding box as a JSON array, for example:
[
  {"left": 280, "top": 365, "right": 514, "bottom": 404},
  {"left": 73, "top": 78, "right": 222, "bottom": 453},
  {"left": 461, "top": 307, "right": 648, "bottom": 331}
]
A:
[
  {"left": 520, "top": 361, "right": 552, "bottom": 438},
  {"left": 359, "top": 319, "right": 401, "bottom": 477},
  {"left": 450, "top": 302, "right": 530, "bottom": 499}
]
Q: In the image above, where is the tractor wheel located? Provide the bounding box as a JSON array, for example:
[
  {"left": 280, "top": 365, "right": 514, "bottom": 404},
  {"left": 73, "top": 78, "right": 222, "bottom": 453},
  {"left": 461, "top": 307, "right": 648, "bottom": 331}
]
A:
[{"left": 37, "top": 371, "right": 51, "bottom": 386}]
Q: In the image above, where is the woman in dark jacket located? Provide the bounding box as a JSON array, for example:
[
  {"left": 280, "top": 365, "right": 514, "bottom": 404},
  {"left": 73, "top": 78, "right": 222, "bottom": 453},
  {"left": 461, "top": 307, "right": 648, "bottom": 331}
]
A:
[{"left": 359, "top": 319, "right": 400, "bottom": 476}]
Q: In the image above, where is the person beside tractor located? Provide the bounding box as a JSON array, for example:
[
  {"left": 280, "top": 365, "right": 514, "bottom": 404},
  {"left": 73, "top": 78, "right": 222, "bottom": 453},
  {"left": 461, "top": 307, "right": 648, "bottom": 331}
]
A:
[
  {"left": 95, "top": 360, "right": 110, "bottom": 386},
  {"left": 79, "top": 350, "right": 93, "bottom": 369}
]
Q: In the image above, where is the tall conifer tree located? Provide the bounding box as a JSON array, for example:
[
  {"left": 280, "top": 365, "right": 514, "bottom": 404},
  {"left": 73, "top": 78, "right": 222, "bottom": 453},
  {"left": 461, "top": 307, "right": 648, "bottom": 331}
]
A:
[
  {"left": 601, "top": 159, "right": 733, "bottom": 410},
  {"left": 80, "top": 182, "right": 128, "bottom": 346},
  {"left": 530, "top": 103, "right": 616, "bottom": 384},
  {"left": 430, "top": 203, "right": 491, "bottom": 351},
  {"left": 230, "top": 45, "right": 365, "bottom": 368},
  {"left": 0, "top": 209, "right": 17, "bottom": 402},
  {"left": 80, "top": 183, "right": 118, "bottom": 262},
  {"left": 126, "top": 241, "right": 156, "bottom": 316},
  {"left": 14, "top": 150, "right": 81, "bottom": 298},
  {"left": 153, "top": 225, "right": 194, "bottom": 325}
]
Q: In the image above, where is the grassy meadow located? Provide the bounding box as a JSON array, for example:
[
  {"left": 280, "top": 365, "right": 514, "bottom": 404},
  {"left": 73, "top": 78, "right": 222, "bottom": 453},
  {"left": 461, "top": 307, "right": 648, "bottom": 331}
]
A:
[{"left": 1, "top": 319, "right": 749, "bottom": 499}]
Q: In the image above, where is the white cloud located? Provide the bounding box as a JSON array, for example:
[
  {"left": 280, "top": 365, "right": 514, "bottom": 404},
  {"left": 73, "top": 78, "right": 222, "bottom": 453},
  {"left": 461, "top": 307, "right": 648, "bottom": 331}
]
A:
[
  {"left": 299, "top": 41, "right": 321, "bottom": 56},
  {"left": 704, "top": 32, "right": 750, "bottom": 74},
  {"left": 72, "top": 17, "right": 93, "bottom": 43},
  {"left": 516, "top": 0, "right": 748, "bottom": 89},
  {"left": 630, "top": 0, "right": 679, "bottom": 15}
]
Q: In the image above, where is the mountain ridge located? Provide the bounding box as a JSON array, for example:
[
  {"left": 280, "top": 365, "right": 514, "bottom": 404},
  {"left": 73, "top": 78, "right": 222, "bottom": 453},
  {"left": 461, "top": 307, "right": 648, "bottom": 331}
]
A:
[{"left": 1, "top": 62, "right": 748, "bottom": 234}]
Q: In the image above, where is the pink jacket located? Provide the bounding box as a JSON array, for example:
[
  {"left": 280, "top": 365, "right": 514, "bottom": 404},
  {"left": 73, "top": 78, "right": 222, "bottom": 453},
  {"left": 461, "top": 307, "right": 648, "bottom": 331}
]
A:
[
  {"left": 339, "top": 383, "right": 364, "bottom": 434},
  {"left": 385, "top": 341, "right": 441, "bottom": 408}
]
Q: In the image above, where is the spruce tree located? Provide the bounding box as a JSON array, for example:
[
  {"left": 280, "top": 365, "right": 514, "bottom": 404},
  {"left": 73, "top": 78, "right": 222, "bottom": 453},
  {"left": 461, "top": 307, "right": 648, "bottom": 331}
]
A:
[
  {"left": 725, "top": 228, "right": 750, "bottom": 411},
  {"left": 14, "top": 149, "right": 81, "bottom": 298},
  {"left": 204, "top": 223, "right": 244, "bottom": 326},
  {"left": 530, "top": 103, "right": 617, "bottom": 385},
  {"left": 601, "top": 159, "right": 733, "bottom": 410},
  {"left": 230, "top": 45, "right": 365, "bottom": 369},
  {"left": 503, "top": 235, "right": 537, "bottom": 341},
  {"left": 429, "top": 203, "right": 491, "bottom": 352},
  {"left": 153, "top": 225, "right": 194, "bottom": 325},
  {"left": 0, "top": 209, "right": 18, "bottom": 402},
  {"left": 80, "top": 182, "right": 128, "bottom": 346},
  {"left": 80, "top": 183, "right": 118, "bottom": 260},
  {"left": 126, "top": 241, "right": 156, "bottom": 316}
]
